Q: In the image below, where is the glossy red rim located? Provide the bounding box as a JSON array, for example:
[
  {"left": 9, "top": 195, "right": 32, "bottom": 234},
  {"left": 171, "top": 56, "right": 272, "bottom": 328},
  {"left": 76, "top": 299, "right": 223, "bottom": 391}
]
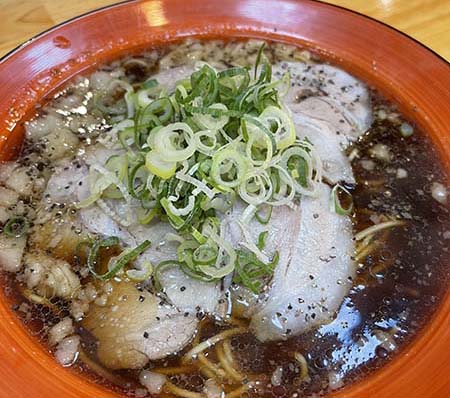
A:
[{"left": 0, "top": 1, "right": 449, "bottom": 397}]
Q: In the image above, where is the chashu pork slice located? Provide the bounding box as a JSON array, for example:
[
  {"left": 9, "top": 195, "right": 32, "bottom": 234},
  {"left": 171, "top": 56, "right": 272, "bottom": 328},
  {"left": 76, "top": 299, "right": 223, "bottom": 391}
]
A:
[
  {"left": 42, "top": 161, "right": 216, "bottom": 364},
  {"left": 223, "top": 200, "right": 300, "bottom": 318},
  {"left": 273, "top": 60, "right": 373, "bottom": 183},
  {"left": 273, "top": 61, "right": 373, "bottom": 137},
  {"left": 222, "top": 199, "right": 299, "bottom": 273},
  {"left": 152, "top": 65, "right": 195, "bottom": 92},
  {"left": 82, "top": 281, "right": 198, "bottom": 370},
  {"left": 156, "top": 267, "right": 225, "bottom": 316},
  {"left": 293, "top": 96, "right": 362, "bottom": 149},
  {"left": 79, "top": 204, "right": 225, "bottom": 316},
  {"left": 43, "top": 152, "right": 225, "bottom": 317},
  {"left": 249, "top": 183, "right": 356, "bottom": 342},
  {"left": 292, "top": 112, "right": 355, "bottom": 184}
]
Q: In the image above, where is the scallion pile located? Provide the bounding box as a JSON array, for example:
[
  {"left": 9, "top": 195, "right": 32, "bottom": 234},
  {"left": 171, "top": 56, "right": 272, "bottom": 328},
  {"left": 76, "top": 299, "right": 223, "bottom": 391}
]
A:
[{"left": 80, "top": 45, "right": 325, "bottom": 292}]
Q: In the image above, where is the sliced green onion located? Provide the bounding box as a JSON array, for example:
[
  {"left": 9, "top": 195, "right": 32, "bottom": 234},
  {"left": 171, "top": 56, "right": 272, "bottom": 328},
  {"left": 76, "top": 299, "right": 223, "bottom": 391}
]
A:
[
  {"left": 90, "top": 238, "right": 151, "bottom": 281},
  {"left": 87, "top": 236, "right": 119, "bottom": 279},
  {"left": 255, "top": 205, "right": 273, "bottom": 224},
  {"left": 152, "top": 122, "right": 196, "bottom": 162},
  {"left": 243, "top": 115, "right": 277, "bottom": 154},
  {"left": 330, "top": 184, "right": 354, "bottom": 215},
  {"left": 138, "top": 207, "right": 160, "bottom": 225},
  {"left": 4, "top": 217, "right": 29, "bottom": 238},
  {"left": 126, "top": 260, "right": 153, "bottom": 281},
  {"left": 198, "top": 229, "right": 236, "bottom": 278},
  {"left": 254, "top": 42, "right": 266, "bottom": 79},
  {"left": 257, "top": 231, "right": 268, "bottom": 250},
  {"left": 141, "top": 97, "right": 173, "bottom": 125},
  {"left": 191, "top": 227, "right": 207, "bottom": 244},
  {"left": 192, "top": 243, "right": 218, "bottom": 265},
  {"left": 211, "top": 149, "right": 248, "bottom": 189},
  {"left": 142, "top": 78, "right": 158, "bottom": 90},
  {"left": 260, "top": 106, "right": 296, "bottom": 150},
  {"left": 238, "top": 171, "right": 273, "bottom": 206},
  {"left": 74, "top": 41, "right": 330, "bottom": 289},
  {"left": 145, "top": 151, "right": 177, "bottom": 179},
  {"left": 161, "top": 195, "right": 201, "bottom": 231},
  {"left": 154, "top": 260, "right": 183, "bottom": 290},
  {"left": 191, "top": 103, "right": 230, "bottom": 130},
  {"left": 233, "top": 247, "right": 275, "bottom": 294}
]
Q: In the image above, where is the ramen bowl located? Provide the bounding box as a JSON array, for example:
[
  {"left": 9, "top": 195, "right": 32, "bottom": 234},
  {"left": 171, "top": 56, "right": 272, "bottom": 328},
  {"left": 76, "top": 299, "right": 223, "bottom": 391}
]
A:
[{"left": 0, "top": 1, "right": 449, "bottom": 397}]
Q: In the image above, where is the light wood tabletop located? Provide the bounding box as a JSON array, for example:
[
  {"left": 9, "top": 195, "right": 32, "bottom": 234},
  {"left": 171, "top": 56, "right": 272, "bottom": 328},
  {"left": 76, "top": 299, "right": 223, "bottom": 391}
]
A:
[{"left": 0, "top": 0, "right": 449, "bottom": 61}]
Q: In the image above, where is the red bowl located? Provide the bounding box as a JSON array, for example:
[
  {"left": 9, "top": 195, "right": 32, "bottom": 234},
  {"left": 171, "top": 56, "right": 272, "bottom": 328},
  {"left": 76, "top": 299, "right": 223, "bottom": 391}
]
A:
[{"left": 0, "top": 1, "right": 449, "bottom": 397}]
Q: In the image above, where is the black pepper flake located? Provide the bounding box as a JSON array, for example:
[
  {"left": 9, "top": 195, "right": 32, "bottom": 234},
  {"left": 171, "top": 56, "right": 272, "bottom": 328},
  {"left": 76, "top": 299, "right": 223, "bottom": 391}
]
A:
[
  {"left": 143, "top": 332, "right": 149, "bottom": 338},
  {"left": 139, "top": 295, "right": 145, "bottom": 302},
  {"left": 180, "top": 286, "right": 186, "bottom": 292},
  {"left": 184, "top": 312, "right": 190, "bottom": 317},
  {"left": 196, "top": 311, "right": 205, "bottom": 320}
]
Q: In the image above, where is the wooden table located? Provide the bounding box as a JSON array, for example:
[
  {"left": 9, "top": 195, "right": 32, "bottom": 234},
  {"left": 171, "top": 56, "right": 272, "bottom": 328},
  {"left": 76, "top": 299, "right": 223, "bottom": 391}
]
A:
[{"left": 0, "top": 0, "right": 449, "bottom": 61}]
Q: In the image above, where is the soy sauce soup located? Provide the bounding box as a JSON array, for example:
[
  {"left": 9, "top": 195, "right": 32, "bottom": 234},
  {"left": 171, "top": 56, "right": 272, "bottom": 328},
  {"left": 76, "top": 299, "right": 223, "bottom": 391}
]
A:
[{"left": 0, "top": 40, "right": 449, "bottom": 398}]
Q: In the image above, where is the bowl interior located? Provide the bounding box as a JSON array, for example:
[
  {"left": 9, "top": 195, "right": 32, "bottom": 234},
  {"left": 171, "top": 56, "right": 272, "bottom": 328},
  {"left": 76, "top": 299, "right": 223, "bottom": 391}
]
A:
[{"left": 0, "top": 1, "right": 449, "bottom": 397}]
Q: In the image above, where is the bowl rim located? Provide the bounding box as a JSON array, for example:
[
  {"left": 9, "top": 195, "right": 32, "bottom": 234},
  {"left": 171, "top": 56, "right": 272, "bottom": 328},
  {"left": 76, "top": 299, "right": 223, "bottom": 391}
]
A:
[
  {"left": 0, "top": 1, "right": 449, "bottom": 398},
  {"left": 1, "top": 0, "right": 449, "bottom": 68}
]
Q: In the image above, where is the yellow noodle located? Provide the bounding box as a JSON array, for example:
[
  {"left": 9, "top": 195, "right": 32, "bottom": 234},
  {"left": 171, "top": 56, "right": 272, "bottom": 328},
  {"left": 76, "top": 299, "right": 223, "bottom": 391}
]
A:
[
  {"left": 226, "top": 317, "right": 249, "bottom": 328},
  {"left": 152, "top": 365, "right": 198, "bottom": 376},
  {"left": 356, "top": 228, "right": 392, "bottom": 259},
  {"left": 198, "top": 365, "right": 216, "bottom": 380},
  {"left": 216, "top": 341, "right": 243, "bottom": 382},
  {"left": 21, "top": 289, "right": 59, "bottom": 312},
  {"left": 191, "top": 318, "right": 206, "bottom": 347},
  {"left": 354, "top": 220, "right": 405, "bottom": 241},
  {"left": 183, "top": 328, "right": 247, "bottom": 362},
  {"left": 355, "top": 234, "right": 375, "bottom": 255},
  {"left": 164, "top": 381, "right": 205, "bottom": 398},
  {"left": 78, "top": 349, "right": 128, "bottom": 387},
  {"left": 370, "top": 258, "right": 395, "bottom": 275},
  {"left": 197, "top": 353, "right": 227, "bottom": 379},
  {"left": 225, "top": 383, "right": 250, "bottom": 398},
  {"left": 159, "top": 392, "right": 176, "bottom": 398},
  {"left": 294, "top": 352, "right": 309, "bottom": 381},
  {"left": 355, "top": 242, "right": 378, "bottom": 262}
]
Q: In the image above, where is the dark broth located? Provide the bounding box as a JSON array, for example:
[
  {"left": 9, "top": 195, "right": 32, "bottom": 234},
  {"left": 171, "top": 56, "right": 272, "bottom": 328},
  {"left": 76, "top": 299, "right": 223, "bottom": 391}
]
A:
[{"left": 1, "top": 40, "right": 449, "bottom": 398}]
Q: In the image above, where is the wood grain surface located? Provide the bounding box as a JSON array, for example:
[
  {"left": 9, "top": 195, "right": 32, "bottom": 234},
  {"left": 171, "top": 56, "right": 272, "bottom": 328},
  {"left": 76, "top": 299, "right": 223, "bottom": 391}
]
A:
[{"left": 0, "top": 0, "right": 449, "bottom": 61}]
